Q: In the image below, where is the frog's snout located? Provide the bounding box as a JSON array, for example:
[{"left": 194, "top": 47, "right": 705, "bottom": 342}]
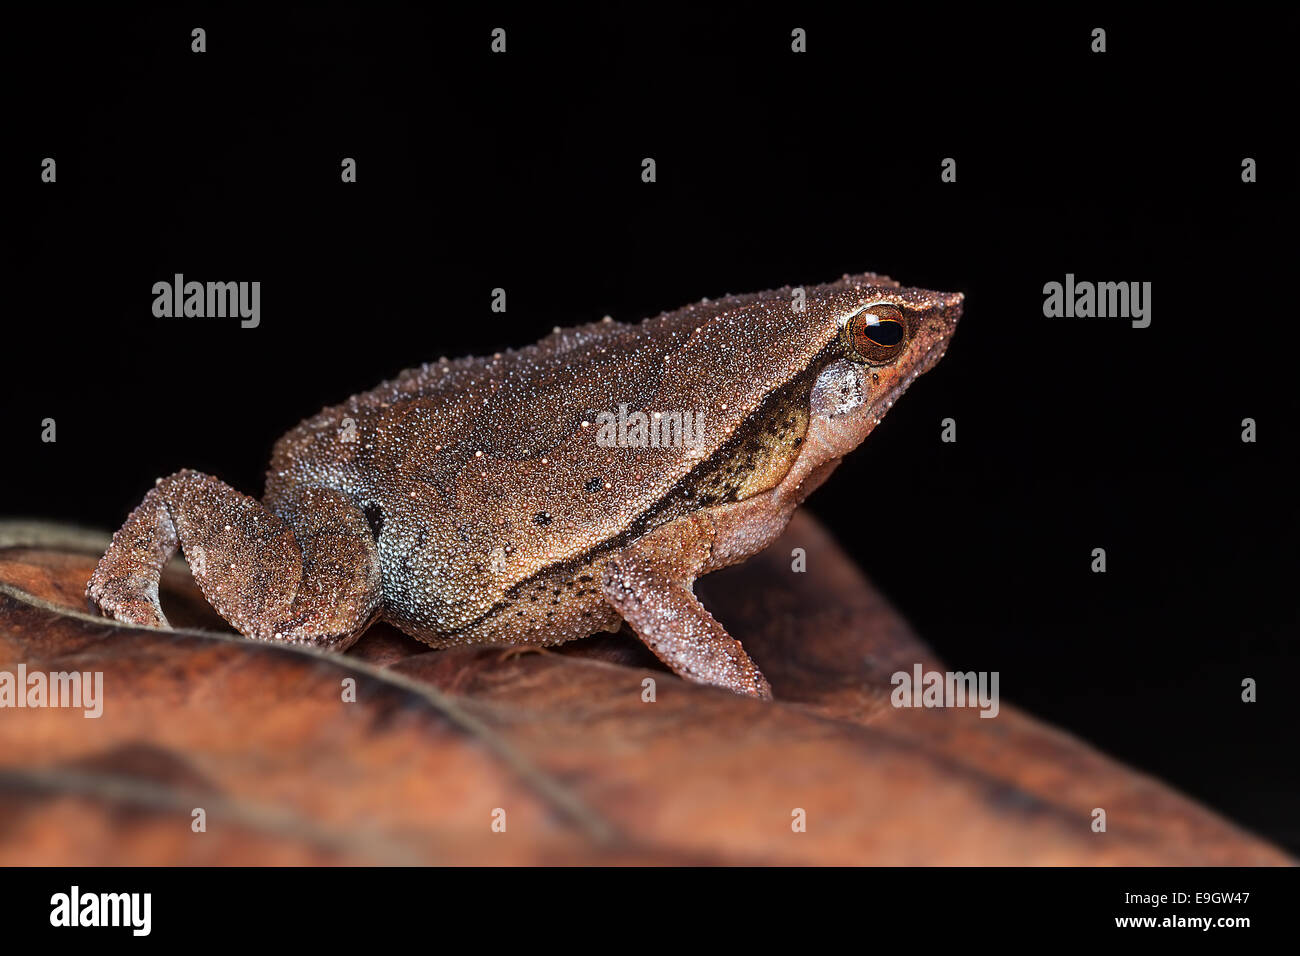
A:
[
  {"left": 937, "top": 290, "right": 964, "bottom": 324},
  {"left": 927, "top": 289, "right": 964, "bottom": 340}
]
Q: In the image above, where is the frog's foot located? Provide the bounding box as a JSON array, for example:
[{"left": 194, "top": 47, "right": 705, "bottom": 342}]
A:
[
  {"left": 87, "top": 470, "right": 382, "bottom": 651},
  {"left": 86, "top": 567, "right": 171, "bottom": 630},
  {"left": 600, "top": 517, "right": 773, "bottom": 700}
]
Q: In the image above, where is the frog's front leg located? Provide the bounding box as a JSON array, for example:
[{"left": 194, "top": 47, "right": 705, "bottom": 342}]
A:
[
  {"left": 87, "top": 470, "right": 382, "bottom": 650},
  {"left": 600, "top": 515, "right": 773, "bottom": 700}
]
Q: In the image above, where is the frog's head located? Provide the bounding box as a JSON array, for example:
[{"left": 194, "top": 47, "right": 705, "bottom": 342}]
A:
[{"left": 800, "top": 277, "right": 963, "bottom": 470}]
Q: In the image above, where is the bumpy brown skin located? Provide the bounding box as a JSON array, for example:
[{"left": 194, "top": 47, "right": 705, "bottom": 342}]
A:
[{"left": 88, "top": 274, "right": 962, "bottom": 698}]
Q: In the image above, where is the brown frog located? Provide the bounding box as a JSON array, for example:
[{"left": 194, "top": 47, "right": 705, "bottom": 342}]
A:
[{"left": 87, "top": 273, "right": 962, "bottom": 698}]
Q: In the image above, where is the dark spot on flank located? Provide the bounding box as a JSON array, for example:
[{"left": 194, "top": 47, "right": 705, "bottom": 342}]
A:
[
  {"left": 533, "top": 511, "right": 552, "bottom": 526},
  {"left": 362, "top": 504, "right": 384, "bottom": 541},
  {"left": 584, "top": 476, "right": 602, "bottom": 493}
]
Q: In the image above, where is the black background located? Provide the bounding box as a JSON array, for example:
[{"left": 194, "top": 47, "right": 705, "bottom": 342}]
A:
[{"left": 8, "top": 5, "right": 1297, "bottom": 851}]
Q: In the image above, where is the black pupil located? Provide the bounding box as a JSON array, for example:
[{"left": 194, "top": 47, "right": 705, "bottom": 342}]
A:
[{"left": 865, "top": 318, "right": 905, "bottom": 347}]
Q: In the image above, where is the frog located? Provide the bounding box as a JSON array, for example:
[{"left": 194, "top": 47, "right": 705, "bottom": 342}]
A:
[{"left": 87, "top": 273, "right": 962, "bottom": 699}]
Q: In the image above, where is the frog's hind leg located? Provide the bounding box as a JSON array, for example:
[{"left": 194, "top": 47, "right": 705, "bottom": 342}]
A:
[
  {"left": 600, "top": 514, "right": 772, "bottom": 700},
  {"left": 87, "top": 469, "right": 381, "bottom": 650}
]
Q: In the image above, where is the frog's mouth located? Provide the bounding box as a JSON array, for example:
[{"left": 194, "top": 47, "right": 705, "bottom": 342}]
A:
[
  {"left": 907, "top": 333, "right": 954, "bottom": 386},
  {"left": 869, "top": 335, "right": 952, "bottom": 422},
  {"left": 890, "top": 296, "right": 962, "bottom": 397}
]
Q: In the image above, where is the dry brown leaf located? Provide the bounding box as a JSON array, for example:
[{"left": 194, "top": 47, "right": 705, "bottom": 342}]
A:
[{"left": 0, "top": 516, "right": 1287, "bottom": 864}]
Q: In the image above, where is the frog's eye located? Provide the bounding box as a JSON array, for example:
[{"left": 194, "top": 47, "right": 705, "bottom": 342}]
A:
[{"left": 843, "top": 303, "right": 908, "bottom": 365}]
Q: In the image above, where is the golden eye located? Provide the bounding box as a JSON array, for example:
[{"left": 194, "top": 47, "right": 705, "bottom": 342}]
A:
[{"left": 843, "top": 303, "right": 908, "bottom": 365}]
